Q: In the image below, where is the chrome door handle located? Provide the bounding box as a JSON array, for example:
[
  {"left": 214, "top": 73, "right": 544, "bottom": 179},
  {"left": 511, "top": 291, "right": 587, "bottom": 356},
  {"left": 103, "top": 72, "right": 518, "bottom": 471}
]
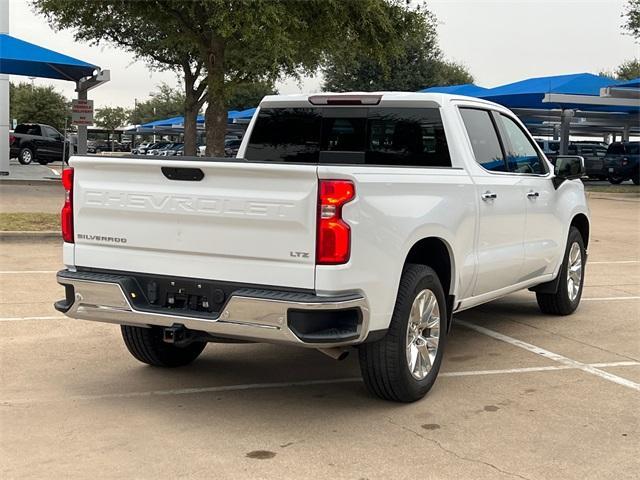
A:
[
  {"left": 527, "top": 191, "right": 540, "bottom": 198},
  {"left": 481, "top": 191, "right": 497, "bottom": 201}
]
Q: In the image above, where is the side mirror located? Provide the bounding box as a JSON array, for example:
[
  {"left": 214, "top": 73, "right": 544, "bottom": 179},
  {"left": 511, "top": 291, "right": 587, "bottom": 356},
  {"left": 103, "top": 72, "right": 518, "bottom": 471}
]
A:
[{"left": 553, "top": 155, "right": 585, "bottom": 188}]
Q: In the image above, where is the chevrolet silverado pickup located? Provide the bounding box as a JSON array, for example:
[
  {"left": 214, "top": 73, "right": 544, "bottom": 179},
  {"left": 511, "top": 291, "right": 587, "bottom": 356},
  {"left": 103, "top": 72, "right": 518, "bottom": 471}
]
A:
[{"left": 55, "top": 92, "right": 590, "bottom": 402}]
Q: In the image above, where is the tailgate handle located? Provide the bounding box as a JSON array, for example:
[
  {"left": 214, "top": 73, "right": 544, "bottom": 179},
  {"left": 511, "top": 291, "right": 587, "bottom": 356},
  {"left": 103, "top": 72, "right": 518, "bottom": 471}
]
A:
[{"left": 161, "top": 167, "right": 204, "bottom": 181}]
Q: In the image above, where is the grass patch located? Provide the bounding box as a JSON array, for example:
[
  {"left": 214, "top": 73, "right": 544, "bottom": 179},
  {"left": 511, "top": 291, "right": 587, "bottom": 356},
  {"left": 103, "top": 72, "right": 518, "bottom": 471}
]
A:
[{"left": 0, "top": 212, "right": 59, "bottom": 231}]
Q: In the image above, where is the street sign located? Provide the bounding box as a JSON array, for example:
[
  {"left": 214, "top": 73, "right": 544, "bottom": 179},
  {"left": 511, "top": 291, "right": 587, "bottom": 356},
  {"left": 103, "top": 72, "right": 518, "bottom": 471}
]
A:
[{"left": 71, "top": 99, "right": 94, "bottom": 126}]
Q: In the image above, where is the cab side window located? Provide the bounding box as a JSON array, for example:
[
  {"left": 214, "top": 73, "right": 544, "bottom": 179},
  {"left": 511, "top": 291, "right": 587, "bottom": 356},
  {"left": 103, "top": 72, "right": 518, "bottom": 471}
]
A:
[
  {"left": 459, "top": 108, "right": 507, "bottom": 172},
  {"left": 498, "top": 114, "right": 547, "bottom": 174}
]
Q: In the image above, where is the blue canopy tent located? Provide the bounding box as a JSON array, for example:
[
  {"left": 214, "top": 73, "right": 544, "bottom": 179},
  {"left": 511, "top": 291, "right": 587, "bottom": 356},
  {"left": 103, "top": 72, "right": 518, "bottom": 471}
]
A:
[
  {"left": 138, "top": 108, "right": 257, "bottom": 132},
  {"left": 607, "top": 77, "right": 640, "bottom": 89},
  {"left": 0, "top": 34, "right": 98, "bottom": 81},
  {"left": 419, "top": 83, "right": 489, "bottom": 96},
  {"left": 476, "top": 73, "right": 635, "bottom": 113},
  {"left": 1, "top": 33, "right": 107, "bottom": 167}
]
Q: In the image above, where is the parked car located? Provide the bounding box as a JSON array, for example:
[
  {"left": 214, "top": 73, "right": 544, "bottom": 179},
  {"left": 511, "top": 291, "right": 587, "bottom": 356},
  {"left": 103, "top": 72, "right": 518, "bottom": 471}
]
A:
[
  {"left": 9, "top": 123, "right": 70, "bottom": 165},
  {"left": 146, "top": 142, "right": 173, "bottom": 155},
  {"left": 132, "top": 142, "right": 153, "bottom": 155},
  {"left": 159, "top": 143, "right": 184, "bottom": 156},
  {"left": 198, "top": 136, "right": 245, "bottom": 157},
  {"left": 604, "top": 141, "right": 640, "bottom": 185},
  {"left": 88, "top": 140, "right": 127, "bottom": 153},
  {"left": 568, "top": 143, "right": 608, "bottom": 180},
  {"left": 224, "top": 138, "right": 242, "bottom": 157},
  {"left": 55, "top": 92, "right": 590, "bottom": 403},
  {"left": 535, "top": 139, "right": 560, "bottom": 161}
]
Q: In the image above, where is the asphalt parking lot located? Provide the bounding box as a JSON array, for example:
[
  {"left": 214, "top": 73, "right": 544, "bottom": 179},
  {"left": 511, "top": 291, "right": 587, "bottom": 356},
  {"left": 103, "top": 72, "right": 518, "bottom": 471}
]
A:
[{"left": 1, "top": 195, "right": 638, "bottom": 479}]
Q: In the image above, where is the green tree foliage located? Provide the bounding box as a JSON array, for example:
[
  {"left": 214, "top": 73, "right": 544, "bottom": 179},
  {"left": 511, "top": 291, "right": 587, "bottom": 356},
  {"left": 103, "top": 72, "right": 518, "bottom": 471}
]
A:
[
  {"left": 35, "top": 0, "right": 404, "bottom": 156},
  {"left": 94, "top": 106, "right": 130, "bottom": 150},
  {"left": 34, "top": 0, "right": 207, "bottom": 155},
  {"left": 623, "top": 0, "right": 640, "bottom": 41},
  {"left": 227, "top": 81, "right": 277, "bottom": 111},
  {"left": 129, "top": 84, "right": 186, "bottom": 125},
  {"left": 600, "top": 58, "right": 640, "bottom": 81},
  {"left": 322, "top": 6, "right": 473, "bottom": 92},
  {"left": 9, "top": 82, "right": 70, "bottom": 131}
]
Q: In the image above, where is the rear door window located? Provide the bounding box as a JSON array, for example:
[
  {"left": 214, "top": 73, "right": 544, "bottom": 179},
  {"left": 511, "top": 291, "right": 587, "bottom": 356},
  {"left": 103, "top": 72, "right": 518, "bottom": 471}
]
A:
[
  {"left": 459, "top": 108, "right": 507, "bottom": 172},
  {"left": 15, "top": 124, "right": 41, "bottom": 136},
  {"left": 245, "top": 107, "right": 451, "bottom": 167}
]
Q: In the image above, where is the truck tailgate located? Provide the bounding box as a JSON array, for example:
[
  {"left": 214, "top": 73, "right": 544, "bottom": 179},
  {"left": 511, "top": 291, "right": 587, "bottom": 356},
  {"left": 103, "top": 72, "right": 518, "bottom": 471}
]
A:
[{"left": 70, "top": 157, "right": 318, "bottom": 289}]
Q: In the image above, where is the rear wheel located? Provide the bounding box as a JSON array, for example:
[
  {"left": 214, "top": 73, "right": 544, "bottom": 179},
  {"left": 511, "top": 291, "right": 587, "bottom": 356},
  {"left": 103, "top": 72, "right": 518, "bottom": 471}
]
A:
[
  {"left": 18, "top": 147, "right": 34, "bottom": 165},
  {"left": 608, "top": 176, "right": 624, "bottom": 184},
  {"left": 121, "top": 325, "right": 206, "bottom": 367},
  {"left": 358, "top": 264, "right": 446, "bottom": 402},
  {"left": 536, "top": 227, "right": 585, "bottom": 315}
]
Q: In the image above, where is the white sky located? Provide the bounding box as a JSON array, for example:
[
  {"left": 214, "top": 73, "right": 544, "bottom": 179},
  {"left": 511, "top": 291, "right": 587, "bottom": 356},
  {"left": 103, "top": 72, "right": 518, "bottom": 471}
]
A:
[{"left": 7, "top": 0, "right": 639, "bottom": 109}]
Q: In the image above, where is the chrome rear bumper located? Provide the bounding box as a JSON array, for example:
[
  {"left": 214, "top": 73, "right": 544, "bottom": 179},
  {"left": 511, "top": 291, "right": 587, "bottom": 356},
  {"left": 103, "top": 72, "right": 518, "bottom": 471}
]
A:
[{"left": 55, "top": 270, "right": 369, "bottom": 348}]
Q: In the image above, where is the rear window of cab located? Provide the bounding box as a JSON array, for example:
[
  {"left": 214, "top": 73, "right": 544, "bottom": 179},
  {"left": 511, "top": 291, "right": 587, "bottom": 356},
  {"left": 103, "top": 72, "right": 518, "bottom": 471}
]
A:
[{"left": 245, "top": 107, "right": 452, "bottom": 167}]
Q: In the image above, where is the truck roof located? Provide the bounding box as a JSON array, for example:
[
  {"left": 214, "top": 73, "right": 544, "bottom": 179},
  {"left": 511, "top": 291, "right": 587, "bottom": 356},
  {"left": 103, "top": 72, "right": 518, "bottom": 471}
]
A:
[{"left": 259, "top": 91, "right": 502, "bottom": 109}]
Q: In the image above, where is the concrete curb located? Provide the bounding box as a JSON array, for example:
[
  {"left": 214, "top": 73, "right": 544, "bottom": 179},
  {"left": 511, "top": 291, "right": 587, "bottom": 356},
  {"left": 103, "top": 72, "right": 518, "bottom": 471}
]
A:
[
  {"left": 0, "top": 231, "right": 61, "bottom": 241},
  {"left": 0, "top": 178, "right": 61, "bottom": 185},
  {"left": 587, "top": 192, "right": 640, "bottom": 203}
]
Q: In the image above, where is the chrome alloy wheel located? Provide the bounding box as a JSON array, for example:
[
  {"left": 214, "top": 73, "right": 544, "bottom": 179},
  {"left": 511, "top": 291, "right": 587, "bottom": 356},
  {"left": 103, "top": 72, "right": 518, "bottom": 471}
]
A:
[
  {"left": 567, "top": 242, "right": 583, "bottom": 302},
  {"left": 406, "top": 289, "right": 441, "bottom": 380},
  {"left": 22, "top": 150, "right": 32, "bottom": 163}
]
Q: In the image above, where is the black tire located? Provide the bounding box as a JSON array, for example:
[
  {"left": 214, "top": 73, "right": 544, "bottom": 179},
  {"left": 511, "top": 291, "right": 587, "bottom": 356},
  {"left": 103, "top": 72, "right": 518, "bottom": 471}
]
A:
[
  {"left": 121, "top": 325, "right": 206, "bottom": 367},
  {"left": 358, "top": 264, "right": 446, "bottom": 402},
  {"left": 633, "top": 171, "right": 639, "bottom": 186},
  {"left": 536, "top": 226, "right": 585, "bottom": 315},
  {"left": 18, "top": 147, "right": 34, "bottom": 165},
  {"left": 608, "top": 176, "right": 624, "bottom": 184}
]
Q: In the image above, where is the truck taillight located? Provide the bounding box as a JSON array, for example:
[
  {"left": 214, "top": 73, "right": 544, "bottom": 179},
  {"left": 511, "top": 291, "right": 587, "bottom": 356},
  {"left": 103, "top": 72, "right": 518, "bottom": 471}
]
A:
[
  {"left": 61, "top": 168, "right": 74, "bottom": 243},
  {"left": 316, "top": 180, "right": 355, "bottom": 265},
  {"left": 9, "top": 134, "right": 15, "bottom": 145}
]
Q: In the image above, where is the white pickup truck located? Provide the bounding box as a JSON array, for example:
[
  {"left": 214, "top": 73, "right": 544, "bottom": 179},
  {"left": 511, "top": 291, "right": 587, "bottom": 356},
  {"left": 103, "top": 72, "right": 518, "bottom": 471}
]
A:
[{"left": 55, "top": 92, "right": 590, "bottom": 402}]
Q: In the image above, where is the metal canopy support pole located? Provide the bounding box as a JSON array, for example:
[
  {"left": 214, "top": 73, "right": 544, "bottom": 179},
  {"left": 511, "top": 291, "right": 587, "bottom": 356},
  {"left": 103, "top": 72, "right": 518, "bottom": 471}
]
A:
[
  {"left": 559, "top": 109, "right": 573, "bottom": 155},
  {"left": 623, "top": 125, "right": 630, "bottom": 142},
  {"left": 76, "top": 83, "right": 88, "bottom": 155},
  {"left": 75, "top": 70, "right": 110, "bottom": 156},
  {"left": 0, "top": 0, "right": 10, "bottom": 175}
]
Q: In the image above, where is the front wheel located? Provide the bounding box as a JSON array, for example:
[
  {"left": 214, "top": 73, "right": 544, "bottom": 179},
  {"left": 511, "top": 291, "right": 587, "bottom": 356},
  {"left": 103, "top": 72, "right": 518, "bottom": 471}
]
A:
[
  {"left": 358, "top": 264, "right": 446, "bottom": 402},
  {"left": 121, "top": 325, "right": 206, "bottom": 367},
  {"left": 18, "top": 148, "right": 34, "bottom": 165},
  {"left": 536, "top": 226, "right": 585, "bottom": 315}
]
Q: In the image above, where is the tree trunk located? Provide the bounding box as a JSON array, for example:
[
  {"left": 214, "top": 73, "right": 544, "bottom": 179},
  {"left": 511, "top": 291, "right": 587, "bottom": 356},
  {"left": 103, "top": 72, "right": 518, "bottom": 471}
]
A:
[
  {"left": 205, "top": 39, "right": 226, "bottom": 157},
  {"left": 183, "top": 65, "right": 198, "bottom": 157}
]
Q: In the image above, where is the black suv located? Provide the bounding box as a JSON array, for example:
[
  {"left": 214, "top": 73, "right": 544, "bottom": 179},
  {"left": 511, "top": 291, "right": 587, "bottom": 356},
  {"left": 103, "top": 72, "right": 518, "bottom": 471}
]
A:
[
  {"left": 568, "top": 143, "right": 608, "bottom": 180},
  {"left": 604, "top": 142, "right": 639, "bottom": 185}
]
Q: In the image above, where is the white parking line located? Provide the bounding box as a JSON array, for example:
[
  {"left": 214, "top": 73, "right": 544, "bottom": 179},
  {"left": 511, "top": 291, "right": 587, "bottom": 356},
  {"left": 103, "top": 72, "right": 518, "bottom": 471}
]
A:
[
  {"left": 582, "top": 296, "right": 640, "bottom": 301},
  {"left": 0, "top": 270, "right": 58, "bottom": 274},
  {"left": 458, "top": 320, "right": 640, "bottom": 391},
  {"left": 3, "top": 361, "right": 638, "bottom": 404},
  {"left": 589, "top": 260, "right": 640, "bottom": 264},
  {"left": 0, "top": 315, "right": 63, "bottom": 322}
]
